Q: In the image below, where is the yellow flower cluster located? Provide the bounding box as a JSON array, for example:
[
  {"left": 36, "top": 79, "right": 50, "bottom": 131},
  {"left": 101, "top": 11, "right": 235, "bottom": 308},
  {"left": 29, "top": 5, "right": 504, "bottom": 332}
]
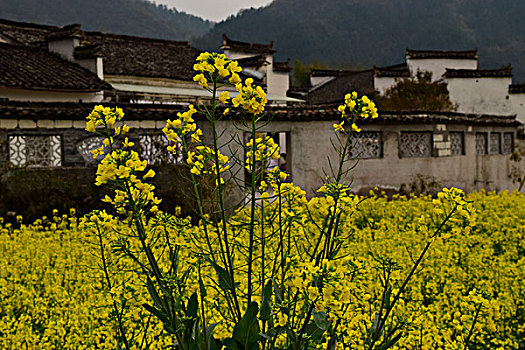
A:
[
  {"left": 85, "top": 105, "right": 125, "bottom": 133},
  {"left": 85, "top": 106, "right": 129, "bottom": 158},
  {"left": 192, "top": 52, "right": 243, "bottom": 89},
  {"left": 245, "top": 135, "right": 280, "bottom": 173},
  {"left": 162, "top": 104, "right": 203, "bottom": 148},
  {"left": 334, "top": 91, "right": 378, "bottom": 133},
  {"left": 186, "top": 145, "right": 230, "bottom": 185},
  {"left": 85, "top": 106, "right": 161, "bottom": 214},
  {"left": 232, "top": 77, "right": 267, "bottom": 115}
]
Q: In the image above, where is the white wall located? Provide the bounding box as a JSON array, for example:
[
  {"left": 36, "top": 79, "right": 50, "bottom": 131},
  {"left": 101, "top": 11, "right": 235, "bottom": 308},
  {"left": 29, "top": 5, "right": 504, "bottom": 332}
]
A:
[
  {"left": 0, "top": 87, "right": 103, "bottom": 103},
  {"left": 446, "top": 77, "right": 512, "bottom": 115},
  {"left": 209, "top": 119, "right": 518, "bottom": 197},
  {"left": 267, "top": 71, "right": 289, "bottom": 97},
  {"left": 76, "top": 57, "right": 104, "bottom": 79},
  {"left": 47, "top": 38, "right": 80, "bottom": 61},
  {"left": 510, "top": 92, "right": 525, "bottom": 124},
  {"left": 374, "top": 76, "right": 399, "bottom": 95},
  {"left": 407, "top": 58, "right": 478, "bottom": 81}
]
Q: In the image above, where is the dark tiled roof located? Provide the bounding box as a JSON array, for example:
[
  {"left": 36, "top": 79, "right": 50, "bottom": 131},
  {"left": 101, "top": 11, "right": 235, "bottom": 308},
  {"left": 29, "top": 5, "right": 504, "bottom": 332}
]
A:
[
  {"left": 0, "top": 19, "right": 200, "bottom": 81},
  {"left": 307, "top": 70, "right": 375, "bottom": 105},
  {"left": 273, "top": 59, "right": 291, "bottom": 72},
  {"left": 0, "top": 43, "right": 111, "bottom": 91},
  {"left": 85, "top": 32, "right": 200, "bottom": 80},
  {"left": 74, "top": 44, "right": 103, "bottom": 59},
  {"left": 310, "top": 69, "right": 359, "bottom": 77},
  {"left": 509, "top": 84, "right": 525, "bottom": 94},
  {"left": 374, "top": 63, "right": 410, "bottom": 78},
  {"left": 407, "top": 49, "right": 478, "bottom": 60},
  {"left": 287, "top": 87, "right": 309, "bottom": 99},
  {"left": 0, "top": 18, "right": 53, "bottom": 45},
  {"left": 47, "top": 24, "right": 82, "bottom": 41},
  {"left": 0, "top": 101, "right": 519, "bottom": 127},
  {"left": 444, "top": 65, "right": 513, "bottom": 78},
  {"left": 221, "top": 34, "right": 275, "bottom": 54},
  {"left": 236, "top": 54, "right": 268, "bottom": 69}
]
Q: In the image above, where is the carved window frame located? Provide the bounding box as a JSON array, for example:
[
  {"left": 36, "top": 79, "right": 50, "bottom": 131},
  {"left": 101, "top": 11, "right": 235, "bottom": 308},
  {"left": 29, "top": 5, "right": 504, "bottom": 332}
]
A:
[
  {"left": 137, "top": 133, "right": 181, "bottom": 165},
  {"left": 8, "top": 134, "right": 62, "bottom": 167},
  {"left": 77, "top": 136, "right": 105, "bottom": 164},
  {"left": 350, "top": 131, "right": 383, "bottom": 159},
  {"left": 475, "top": 133, "right": 488, "bottom": 155},
  {"left": 502, "top": 132, "right": 514, "bottom": 154},
  {"left": 399, "top": 131, "right": 432, "bottom": 158},
  {"left": 489, "top": 132, "right": 501, "bottom": 155},
  {"left": 449, "top": 132, "right": 464, "bottom": 156}
]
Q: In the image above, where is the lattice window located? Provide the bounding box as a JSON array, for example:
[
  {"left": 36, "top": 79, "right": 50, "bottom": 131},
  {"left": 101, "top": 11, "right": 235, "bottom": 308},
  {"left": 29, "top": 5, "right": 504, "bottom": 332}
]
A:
[
  {"left": 138, "top": 134, "right": 181, "bottom": 165},
  {"left": 449, "top": 132, "right": 464, "bottom": 156},
  {"left": 489, "top": 133, "right": 501, "bottom": 154},
  {"left": 399, "top": 132, "right": 432, "bottom": 158},
  {"left": 8, "top": 135, "right": 62, "bottom": 167},
  {"left": 350, "top": 132, "right": 383, "bottom": 159},
  {"left": 503, "top": 132, "right": 514, "bottom": 154},
  {"left": 77, "top": 136, "right": 105, "bottom": 164},
  {"left": 475, "top": 133, "right": 487, "bottom": 155}
]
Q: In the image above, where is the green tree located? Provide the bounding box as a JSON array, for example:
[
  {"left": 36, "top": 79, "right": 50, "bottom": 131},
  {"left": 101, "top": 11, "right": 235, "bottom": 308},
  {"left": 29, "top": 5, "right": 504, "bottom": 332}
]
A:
[{"left": 377, "top": 71, "right": 457, "bottom": 112}]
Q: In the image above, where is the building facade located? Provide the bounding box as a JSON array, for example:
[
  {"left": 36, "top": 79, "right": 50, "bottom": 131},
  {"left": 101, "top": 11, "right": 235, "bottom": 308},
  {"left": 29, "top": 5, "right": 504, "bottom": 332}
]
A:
[{"left": 0, "top": 18, "right": 523, "bottom": 201}]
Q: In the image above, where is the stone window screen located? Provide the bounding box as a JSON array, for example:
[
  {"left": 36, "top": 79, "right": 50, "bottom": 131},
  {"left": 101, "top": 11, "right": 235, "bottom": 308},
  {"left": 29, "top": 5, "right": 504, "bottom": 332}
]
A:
[
  {"left": 503, "top": 132, "right": 514, "bottom": 154},
  {"left": 489, "top": 133, "right": 501, "bottom": 155},
  {"left": 350, "top": 131, "right": 383, "bottom": 159},
  {"left": 399, "top": 131, "right": 432, "bottom": 158},
  {"left": 449, "top": 132, "right": 464, "bottom": 156},
  {"left": 8, "top": 135, "right": 62, "bottom": 167},
  {"left": 77, "top": 136, "right": 105, "bottom": 164},
  {"left": 138, "top": 134, "right": 181, "bottom": 165},
  {"left": 475, "top": 133, "right": 487, "bottom": 155}
]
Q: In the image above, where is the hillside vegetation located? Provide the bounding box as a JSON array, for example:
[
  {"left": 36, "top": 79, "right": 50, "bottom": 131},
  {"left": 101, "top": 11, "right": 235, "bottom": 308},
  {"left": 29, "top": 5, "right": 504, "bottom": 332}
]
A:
[
  {"left": 196, "top": 0, "right": 525, "bottom": 81},
  {"left": 0, "top": 0, "right": 212, "bottom": 40}
]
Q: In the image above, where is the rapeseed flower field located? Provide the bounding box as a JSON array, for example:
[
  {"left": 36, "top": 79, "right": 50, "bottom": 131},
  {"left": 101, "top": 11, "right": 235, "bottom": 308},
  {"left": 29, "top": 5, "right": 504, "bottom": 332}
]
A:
[{"left": 0, "top": 190, "right": 523, "bottom": 349}]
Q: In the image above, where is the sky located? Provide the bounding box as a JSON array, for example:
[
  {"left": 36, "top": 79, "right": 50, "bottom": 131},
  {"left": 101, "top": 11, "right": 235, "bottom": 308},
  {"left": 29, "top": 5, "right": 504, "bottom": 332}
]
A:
[{"left": 152, "top": 0, "right": 274, "bottom": 22}]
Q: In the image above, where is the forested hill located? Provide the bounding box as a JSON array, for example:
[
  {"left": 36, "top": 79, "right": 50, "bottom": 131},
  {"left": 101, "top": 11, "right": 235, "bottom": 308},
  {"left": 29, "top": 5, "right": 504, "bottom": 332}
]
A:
[
  {"left": 195, "top": 0, "right": 525, "bottom": 81},
  {"left": 0, "top": 0, "right": 212, "bottom": 40}
]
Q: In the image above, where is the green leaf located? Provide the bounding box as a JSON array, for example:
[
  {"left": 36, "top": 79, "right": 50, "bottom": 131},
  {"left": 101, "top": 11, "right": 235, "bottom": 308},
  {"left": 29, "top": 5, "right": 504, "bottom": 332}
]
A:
[
  {"left": 187, "top": 292, "right": 199, "bottom": 318},
  {"left": 375, "top": 332, "right": 403, "bottom": 350},
  {"left": 222, "top": 338, "right": 239, "bottom": 350},
  {"left": 305, "top": 322, "right": 325, "bottom": 343},
  {"left": 146, "top": 276, "right": 163, "bottom": 309},
  {"left": 384, "top": 286, "right": 392, "bottom": 311},
  {"left": 312, "top": 310, "right": 331, "bottom": 330},
  {"left": 260, "top": 280, "right": 273, "bottom": 321},
  {"left": 232, "top": 302, "right": 260, "bottom": 349},
  {"left": 143, "top": 303, "right": 169, "bottom": 324},
  {"left": 205, "top": 256, "right": 235, "bottom": 292},
  {"left": 199, "top": 278, "right": 207, "bottom": 298},
  {"left": 271, "top": 278, "right": 283, "bottom": 304}
]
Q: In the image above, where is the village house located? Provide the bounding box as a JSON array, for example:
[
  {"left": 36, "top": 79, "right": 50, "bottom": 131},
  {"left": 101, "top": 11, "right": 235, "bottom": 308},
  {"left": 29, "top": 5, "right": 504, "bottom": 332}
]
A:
[
  {"left": 0, "top": 18, "right": 523, "bottom": 200},
  {"left": 308, "top": 49, "right": 525, "bottom": 124}
]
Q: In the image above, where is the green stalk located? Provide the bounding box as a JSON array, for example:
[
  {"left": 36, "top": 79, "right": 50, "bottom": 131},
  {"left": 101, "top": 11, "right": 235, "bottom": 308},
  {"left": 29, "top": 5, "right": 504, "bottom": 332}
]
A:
[
  {"left": 247, "top": 114, "right": 258, "bottom": 304},
  {"left": 209, "top": 75, "right": 242, "bottom": 320}
]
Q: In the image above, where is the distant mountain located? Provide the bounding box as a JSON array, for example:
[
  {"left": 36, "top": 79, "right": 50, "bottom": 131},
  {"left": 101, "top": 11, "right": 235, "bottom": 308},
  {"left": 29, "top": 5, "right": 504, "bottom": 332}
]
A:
[
  {"left": 0, "top": 0, "right": 212, "bottom": 40},
  {"left": 195, "top": 0, "right": 525, "bottom": 82}
]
